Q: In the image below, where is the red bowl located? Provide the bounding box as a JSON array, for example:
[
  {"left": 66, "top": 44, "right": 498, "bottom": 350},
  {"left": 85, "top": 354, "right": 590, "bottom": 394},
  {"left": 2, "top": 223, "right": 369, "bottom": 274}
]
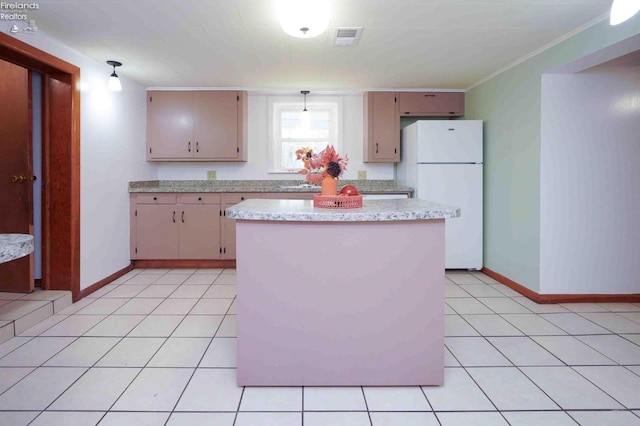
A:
[{"left": 339, "top": 185, "right": 359, "bottom": 196}]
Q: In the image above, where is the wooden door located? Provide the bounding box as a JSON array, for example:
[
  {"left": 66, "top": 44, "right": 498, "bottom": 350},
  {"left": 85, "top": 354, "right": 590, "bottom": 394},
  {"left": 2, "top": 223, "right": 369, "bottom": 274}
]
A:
[
  {"left": 193, "top": 91, "right": 239, "bottom": 159},
  {"left": 0, "top": 59, "right": 34, "bottom": 293},
  {"left": 147, "top": 91, "right": 194, "bottom": 159}
]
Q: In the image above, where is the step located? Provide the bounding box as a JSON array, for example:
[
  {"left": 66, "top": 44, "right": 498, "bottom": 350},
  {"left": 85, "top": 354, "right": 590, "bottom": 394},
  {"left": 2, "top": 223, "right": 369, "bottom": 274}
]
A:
[{"left": 0, "top": 290, "right": 72, "bottom": 344}]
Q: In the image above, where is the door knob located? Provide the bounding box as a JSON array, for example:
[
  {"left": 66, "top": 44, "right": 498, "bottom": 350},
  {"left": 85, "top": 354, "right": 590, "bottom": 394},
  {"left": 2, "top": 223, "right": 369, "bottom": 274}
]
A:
[{"left": 10, "top": 175, "right": 27, "bottom": 183}]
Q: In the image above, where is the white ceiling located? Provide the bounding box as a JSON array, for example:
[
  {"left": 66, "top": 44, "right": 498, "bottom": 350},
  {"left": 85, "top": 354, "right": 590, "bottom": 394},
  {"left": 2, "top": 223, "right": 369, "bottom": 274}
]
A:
[{"left": 25, "top": 0, "right": 612, "bottom": 90}]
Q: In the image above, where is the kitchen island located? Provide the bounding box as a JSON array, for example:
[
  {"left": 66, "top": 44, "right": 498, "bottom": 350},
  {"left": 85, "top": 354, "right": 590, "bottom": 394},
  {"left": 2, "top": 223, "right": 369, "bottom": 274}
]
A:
[{"left": 226, "top": 198, "right": 459, "bottom": 386}]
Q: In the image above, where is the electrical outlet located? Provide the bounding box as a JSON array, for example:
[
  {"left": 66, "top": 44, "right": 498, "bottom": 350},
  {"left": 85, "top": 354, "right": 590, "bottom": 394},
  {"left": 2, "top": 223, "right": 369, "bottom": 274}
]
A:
[
  {"left": 357, "top": 170, "right": 367, "bottom": 180},
  {"left": 207, "top": 170, "right": 217, "bottom": 180}
]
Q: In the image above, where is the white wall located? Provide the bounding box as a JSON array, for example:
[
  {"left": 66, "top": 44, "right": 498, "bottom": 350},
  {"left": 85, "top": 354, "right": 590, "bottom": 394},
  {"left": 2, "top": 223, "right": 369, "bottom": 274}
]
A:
[
  {"left": 540, "top": 54, "right": 640, "bottom": 294},
  {"left": 11, "top": 32, "right": 156, "bottom": 290},
  {"left": 157, "top": 94, "right": 395, "bottom": 181}
]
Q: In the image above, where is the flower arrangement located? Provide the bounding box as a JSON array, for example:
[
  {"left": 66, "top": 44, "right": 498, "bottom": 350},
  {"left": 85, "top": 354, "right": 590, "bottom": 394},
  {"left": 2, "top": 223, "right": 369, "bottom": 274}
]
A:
[{"left": 295, "top": 145, "right": 349, "bottom": 185}]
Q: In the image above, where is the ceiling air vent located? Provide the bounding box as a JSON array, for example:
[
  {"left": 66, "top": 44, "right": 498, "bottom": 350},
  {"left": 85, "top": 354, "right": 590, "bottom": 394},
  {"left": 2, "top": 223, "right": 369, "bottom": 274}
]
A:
[{"left": 334, "top": 27, "right": 363, "bottom": 47}]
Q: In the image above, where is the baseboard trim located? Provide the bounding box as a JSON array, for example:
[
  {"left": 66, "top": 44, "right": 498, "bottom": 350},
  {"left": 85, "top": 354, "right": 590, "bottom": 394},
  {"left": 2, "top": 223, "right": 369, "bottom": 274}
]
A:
[
  {"left": 78, "top": 263, "right": 134, "bottom": 301},
  {"left": 481, "top": 267, "right": 640, "bottom": 304},
  {"left": 132, "top": 259, "right": 237, "bottom": 269}
]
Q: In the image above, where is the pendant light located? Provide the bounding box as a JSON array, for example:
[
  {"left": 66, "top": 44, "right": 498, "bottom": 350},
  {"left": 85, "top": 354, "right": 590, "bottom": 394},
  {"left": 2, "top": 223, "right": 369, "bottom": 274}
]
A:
[
  {"left": 278, "top": 0, "right": 330, "bottom": 38},
  {"left": 106, "top": 60, "right": 122, "bottom": 91},
  {"left": 610, "top": 0, "right": 640, "bottom": 25},
  {"left": 301, "top": 90, "right": 310, "bottom": 113}
]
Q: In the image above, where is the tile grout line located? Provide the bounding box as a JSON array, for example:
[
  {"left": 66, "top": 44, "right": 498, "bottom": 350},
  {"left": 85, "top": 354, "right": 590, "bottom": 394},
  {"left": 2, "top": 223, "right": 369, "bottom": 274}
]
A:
[{"left": 1, "top": 268, "right": 639, "bottom": 423}]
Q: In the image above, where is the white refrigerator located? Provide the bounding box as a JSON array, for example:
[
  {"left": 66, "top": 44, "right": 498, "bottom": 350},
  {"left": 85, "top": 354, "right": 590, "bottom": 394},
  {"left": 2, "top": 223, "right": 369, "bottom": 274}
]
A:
[{"left": 397, "top": 120, "right": 483, "bottom": 270}]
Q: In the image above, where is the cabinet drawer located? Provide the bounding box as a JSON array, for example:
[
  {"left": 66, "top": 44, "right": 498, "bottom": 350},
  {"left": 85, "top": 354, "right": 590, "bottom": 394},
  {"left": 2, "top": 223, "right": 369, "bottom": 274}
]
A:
[
  {"left": 223, "top": 193, "right": 258, "bottom": 204},
  {"left": 178, "top": 193, "right": 221, "bottom": 204},
  {"left": 136, "top": 193, "right": 176, "bottom": 204}
]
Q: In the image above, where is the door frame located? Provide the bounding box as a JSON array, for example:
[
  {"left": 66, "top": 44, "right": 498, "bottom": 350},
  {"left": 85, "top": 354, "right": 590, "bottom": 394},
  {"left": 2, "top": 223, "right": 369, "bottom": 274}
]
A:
[{"left": 0, "top": 33, "right": 81, "bottom": 301}]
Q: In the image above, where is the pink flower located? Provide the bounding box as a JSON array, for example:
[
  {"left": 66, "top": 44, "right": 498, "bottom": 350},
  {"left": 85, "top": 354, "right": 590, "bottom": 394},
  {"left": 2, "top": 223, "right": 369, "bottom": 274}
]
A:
[{"left": 297, "top": 145, "right": 349, "bottom": 184}]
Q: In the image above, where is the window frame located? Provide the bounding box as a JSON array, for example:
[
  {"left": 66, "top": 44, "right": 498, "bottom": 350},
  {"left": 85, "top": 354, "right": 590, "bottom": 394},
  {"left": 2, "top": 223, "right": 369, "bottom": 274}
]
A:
[{"left": 268, "top": 96, "right": 343, "bottom": 173}]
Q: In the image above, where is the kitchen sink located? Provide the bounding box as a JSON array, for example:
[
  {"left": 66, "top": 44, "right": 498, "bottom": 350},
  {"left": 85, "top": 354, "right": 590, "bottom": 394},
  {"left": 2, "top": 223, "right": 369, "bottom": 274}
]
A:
[{"left": 278, "top": 184, "right": 319, "bottom": 189}]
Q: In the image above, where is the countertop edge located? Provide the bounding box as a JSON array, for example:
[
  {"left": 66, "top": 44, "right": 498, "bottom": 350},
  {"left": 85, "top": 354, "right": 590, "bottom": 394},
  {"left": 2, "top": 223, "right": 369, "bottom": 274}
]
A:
[
  {"left": 226, "top": 199, "right": 460, "bottom": 222},
  {"left": 128, "top": 180, "right": 413, "bottom": 194},
  {"left": 0, "top": 234, "right": 35, "bottom": 264}
]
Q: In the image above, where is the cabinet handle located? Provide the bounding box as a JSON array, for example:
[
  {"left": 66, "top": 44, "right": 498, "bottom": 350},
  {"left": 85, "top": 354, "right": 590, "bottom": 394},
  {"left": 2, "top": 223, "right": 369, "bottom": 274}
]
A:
[
  {"left": 198, "top": 197, "right": 202, "bottom": 201},
  {"left": 241, "top": 197, "right": 245, "bottom": 201},
  {"left": 376, "top": 143, "right": 379, "bottom": 154},
  {"left": 172, "top": 211, "right": 176, "bottom": 223},
  {"left": 153, "top": 196, "right": 157, "bottom": 201},
  {"left": 196, "top": 142, "right": 199, "bottom": 153},
  {"left": 188, "top": 141, "right": 191, "bottom": 152},
  {"left": 424, "top": 94, "right": 436, "bottom": 97},
  {"left": 181, "top": 211, "right": 185, "bottom": 223}
]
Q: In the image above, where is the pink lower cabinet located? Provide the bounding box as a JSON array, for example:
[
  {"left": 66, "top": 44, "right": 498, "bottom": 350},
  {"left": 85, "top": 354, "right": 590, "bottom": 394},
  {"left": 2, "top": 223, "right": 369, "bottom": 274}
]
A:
[
  {"left": 131, "top": 193, "right": 221, "bottom": 260},
  {"left": 178, "top": 194, "right": 221, "bottom": 259},
  {"left": 235, "top": 219, "right": 445, "bottom": 386},
  {"left": 221, "top": 193, "right": 261, "bottom": 259},
  {"left": 135, "top": 204, "right": 180, "bottom": 259}
]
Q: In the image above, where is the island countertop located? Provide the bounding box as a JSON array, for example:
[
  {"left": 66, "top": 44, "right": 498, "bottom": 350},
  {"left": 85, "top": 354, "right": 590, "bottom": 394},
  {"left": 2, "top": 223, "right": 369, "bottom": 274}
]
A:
[
  {"left": 0, "top": 234, "right": 34, "bottom": 264},
  {"left": 226, "top": 198, "right": 460, "bottom": 222}
]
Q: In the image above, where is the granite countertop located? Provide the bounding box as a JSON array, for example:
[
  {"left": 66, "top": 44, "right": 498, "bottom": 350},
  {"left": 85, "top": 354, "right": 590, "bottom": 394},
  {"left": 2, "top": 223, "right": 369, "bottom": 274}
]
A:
[
  {"left": 226, "top": 198, "right": 460, "bottom": 222},
  {"left": 0, "top": 234, "right": 34, "bottom": 264},
  {"left": 128, "top": 180, "right": 412, "bottom": 194}
]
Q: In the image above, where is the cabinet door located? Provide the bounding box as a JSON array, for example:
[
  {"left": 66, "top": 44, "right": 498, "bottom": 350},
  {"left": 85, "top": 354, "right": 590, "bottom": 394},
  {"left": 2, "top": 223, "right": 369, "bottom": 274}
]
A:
[
  {"left": 135, "top": 205, "right": 180, "bottom": 259},
  {"left": 147, "top": 91, "right": 194, "bottom": 159},
  {"left": 179, "top": 204, "right": 221, "bottom": 259},
  {"left": 364, "top": 92, "right": 399, "bottom": 162},
  {"left": 221, "top": 193, "right": 258, "bottom": 259},
  {"left": 398, "top": 92, "right": 464, "bottom": 116},
  {"left": 193, "top": 91, "right": 239, "bottom": 160}
]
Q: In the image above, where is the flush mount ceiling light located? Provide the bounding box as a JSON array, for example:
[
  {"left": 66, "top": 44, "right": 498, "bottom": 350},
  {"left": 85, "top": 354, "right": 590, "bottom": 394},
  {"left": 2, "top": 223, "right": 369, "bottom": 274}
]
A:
[
  {"left": 106, "top": 60, "right": 122, "bottom": 92},
  {"left": 610, "top": 0, "right": 640, "bottom": 25},
  {"left": 301, "top": 90, "right": 310, "bottom": 112},
  {"left": 278, "top": 0, "right": 330, "bottom": 38}
]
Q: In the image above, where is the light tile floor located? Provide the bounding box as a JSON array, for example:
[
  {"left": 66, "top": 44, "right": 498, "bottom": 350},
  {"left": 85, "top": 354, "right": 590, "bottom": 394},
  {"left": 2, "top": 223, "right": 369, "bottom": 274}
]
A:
[{"left": 0, "top": 268, "right": 639, "bottom": 425}]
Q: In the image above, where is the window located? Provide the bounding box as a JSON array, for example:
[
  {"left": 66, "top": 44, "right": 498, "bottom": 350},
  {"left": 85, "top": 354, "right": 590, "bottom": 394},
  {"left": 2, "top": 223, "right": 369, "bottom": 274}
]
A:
[{"left": 269, "top": 97, "right": 342, "bottom": 172}]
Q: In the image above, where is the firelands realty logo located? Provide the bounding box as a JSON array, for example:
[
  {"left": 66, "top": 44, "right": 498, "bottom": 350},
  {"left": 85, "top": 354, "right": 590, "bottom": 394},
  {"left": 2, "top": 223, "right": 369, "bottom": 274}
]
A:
[{"left": 1, "top": 2, "right": 39, "bottom": 21}]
